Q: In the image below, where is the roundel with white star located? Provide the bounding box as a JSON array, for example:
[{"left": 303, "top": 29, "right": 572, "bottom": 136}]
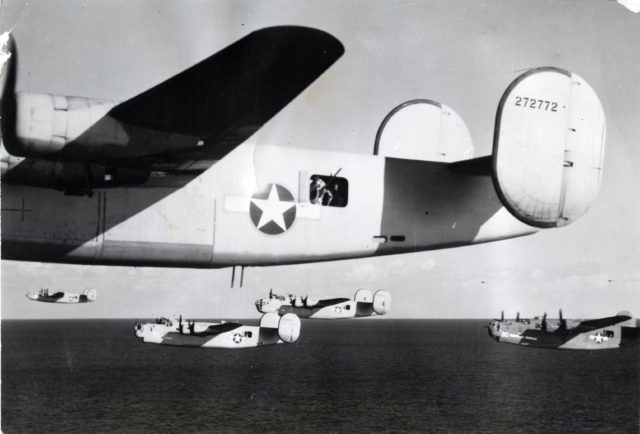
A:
[{"left": 249, "top": 184, "right": 297, "bottom": 235}]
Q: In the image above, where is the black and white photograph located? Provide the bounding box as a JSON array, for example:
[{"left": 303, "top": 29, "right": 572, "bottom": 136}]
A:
[{"left": 1, "top": 0, "right": 639, "bottom": 432}]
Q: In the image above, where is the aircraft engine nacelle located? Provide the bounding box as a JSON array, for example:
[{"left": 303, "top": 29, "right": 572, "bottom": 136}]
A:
[
  {"left": 493, "top": 67, "right": 606, "bottom": 228},
  {"left": 6, "top": 92, "right": 124, "bottom": 159},
  {"left": 354, "top": 289, "right": 373, "bottom": 303},
  {"left": 277, "top": 313, "right": 301, "bottom": 343},
  {"left": 373, "top": 290, "right": 391, "bottom": 315}
]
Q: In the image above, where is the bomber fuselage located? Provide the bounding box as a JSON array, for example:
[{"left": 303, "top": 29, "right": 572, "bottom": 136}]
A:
[{"left": 1, "top": 143, "right": 533, "bottom": 267}]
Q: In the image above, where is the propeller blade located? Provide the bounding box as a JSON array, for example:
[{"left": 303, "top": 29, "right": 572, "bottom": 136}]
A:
[
  {"left": 516, "top": 312, "right": 520, "bottom": 322},
  {"left": 501, "top": 311, "right": 504, "bottom": 321},
  {"left": 1, "top": 33, "right": 17, "bottom": 150}
]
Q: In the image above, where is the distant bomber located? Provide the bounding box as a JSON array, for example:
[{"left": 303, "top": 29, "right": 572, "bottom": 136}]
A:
[
  {"left": 134, "top": 312, "right": 300, "bottom": 349},
  {"left": 26, "top": 288, "right": 97, "bottom": 303},
  {"left": 488, "top": 310, "right": 640, "bottom": 350},
  {"left": 255, "top": 289, "right": 391, "bottom": 319}
]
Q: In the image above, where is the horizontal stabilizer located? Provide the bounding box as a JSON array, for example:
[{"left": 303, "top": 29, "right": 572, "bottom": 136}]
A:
[
  {"left": 374, "top": 99, "right": 473, "bottom": 162},
  {"left": 493, "top": 67, "right": 606, "bottom": 228}
]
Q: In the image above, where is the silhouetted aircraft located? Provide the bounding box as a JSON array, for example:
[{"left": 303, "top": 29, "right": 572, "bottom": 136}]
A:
[{"left": 488, "top": 310, "right": 640, "bottom": 350}]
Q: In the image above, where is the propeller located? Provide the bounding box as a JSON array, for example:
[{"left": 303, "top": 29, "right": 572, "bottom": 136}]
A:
[
  {"left": 516, "top": 312, "right": 520, "bottom": 322},
  {"left": 558, "top": 309, "right": 566, "bottom": 331},
  {"left": 188, "top": 319, "right": 195, "bottom": 335},
  {"left": 494, "top": 311, "right": 504, "bottom": 322},
  {"left": 1, "top": 33, "right": 16, "bottom": 152},
  {"left": 178, "top": 315, "right": 183, "bottom": 334},
  {"left": 540, "top": 312, "right": 547, "bottom": 333},
  {"left": 302, "top": 295, "right": 308, "bottom": 308},
  {"left": 288, "top": 294, "right": 296, "bottom": 306}
]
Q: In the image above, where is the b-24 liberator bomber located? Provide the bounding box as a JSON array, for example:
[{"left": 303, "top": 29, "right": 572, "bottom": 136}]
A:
[
  {"left": 26, "top": 288, "right": 97, "bottom": 303},
  {"left": 488, "top": 310, "right": 640, "bottom": 350},
  {"left": 1, "top": 28, "right": 606, "bottom": 272},
  {"left": 255, "top": 288, "right": 391, "bottom": 319},
  {"left": 134, "top": 312, "right": 301, "bottom": 349}
]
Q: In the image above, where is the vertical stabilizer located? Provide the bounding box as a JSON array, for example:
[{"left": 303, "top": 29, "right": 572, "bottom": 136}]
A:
[{"left": 492, "top": 67, "right": 606, "bottom": 228}]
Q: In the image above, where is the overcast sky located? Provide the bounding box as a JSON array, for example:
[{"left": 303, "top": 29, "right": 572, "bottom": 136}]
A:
[{"left": 1, "top": 0, "right": 639, "bottom": 319}]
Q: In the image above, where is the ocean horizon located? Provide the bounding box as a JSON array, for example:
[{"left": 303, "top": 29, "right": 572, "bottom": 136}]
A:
[{"left": 3, "top": 319, "right": 639, "bottom": 433}]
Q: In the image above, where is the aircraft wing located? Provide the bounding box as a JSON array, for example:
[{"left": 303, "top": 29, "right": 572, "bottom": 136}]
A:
[
  {"left": 2, "top": 26, "right": 345, "bottom": 181},
  {"left": 574, "top": 315, "right": 631, "bottom": 332}
]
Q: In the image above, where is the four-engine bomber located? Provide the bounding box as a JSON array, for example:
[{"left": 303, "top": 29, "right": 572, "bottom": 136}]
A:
[
  {"left": 134, "top": 312, "right": 301, "bottom": 349},
  {"left": 488, "top": 310, "right": 640, "bottom": 350},
  {"left": 255, "top": 289, "right": 391, "bottom": 319},
  {"left": 26, "top": 288, "right": 97, "bottom": 303}
]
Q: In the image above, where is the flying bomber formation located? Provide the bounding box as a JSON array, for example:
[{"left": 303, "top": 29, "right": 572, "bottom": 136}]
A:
[
  {"left": 134, "top": 288, "right": 390, "bottom": 349},
  {"left": 255, "top": 289, "right": 391, "bottom": 319},
  {"left": 488, "top": 311, "right": 640, "bottom": 350},
  {"left": 4, "top": 26, "right": 631, "bottom": 355}
]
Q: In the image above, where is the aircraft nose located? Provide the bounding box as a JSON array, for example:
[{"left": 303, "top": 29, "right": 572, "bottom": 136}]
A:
[
  {"left": 486, "top": 324, "right": 499, "bottom": 341},
  {"left": 134, "top": 322, "right": 144, "bottom": 337}
]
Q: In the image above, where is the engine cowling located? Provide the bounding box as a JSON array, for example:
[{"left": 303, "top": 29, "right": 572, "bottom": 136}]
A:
[
  {"left": 278, "top": 313, "right": 301, "bottom": 343},
  {"left": 9, "top": 92, "right": 123, "bottom": 158},
  {"left": 373, "top": 290, "right": 392, "bottom": 315}
]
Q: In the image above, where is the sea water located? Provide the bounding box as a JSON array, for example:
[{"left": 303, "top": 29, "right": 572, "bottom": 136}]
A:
[{"left": 2, "top": 320, "right": 638, "bottom": 433}]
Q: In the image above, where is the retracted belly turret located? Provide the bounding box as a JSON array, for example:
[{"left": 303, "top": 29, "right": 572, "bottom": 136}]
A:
[
  {"left": 26, "top": 288, "right": 97, "bottom": 303},
  {"left": 255, "top": 288, "right": 391, "bottom": 319},
  {"left": 487, "top": 310, "right": 640, "bottom": 350}
]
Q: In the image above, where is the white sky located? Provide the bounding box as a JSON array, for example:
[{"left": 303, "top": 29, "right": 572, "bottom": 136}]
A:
[{"left": 1, "top": 0, "right": 639, "bottom": 319}]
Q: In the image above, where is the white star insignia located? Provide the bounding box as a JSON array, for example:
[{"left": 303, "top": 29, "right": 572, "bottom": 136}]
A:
[{"left": 251, "top": 184, "right": 295, "bottom": 232}]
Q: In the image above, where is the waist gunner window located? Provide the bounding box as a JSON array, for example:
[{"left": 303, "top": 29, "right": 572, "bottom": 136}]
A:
[{"left": 309, "top": 174, "right": 348, "bottom": 207}]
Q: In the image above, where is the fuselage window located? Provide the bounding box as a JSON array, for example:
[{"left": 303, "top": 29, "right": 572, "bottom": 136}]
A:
[
  {"left": 309, "top": 174, "right": 348, "bottom": 207},
  {"left": 345, "top": 304, "right": 351, "bottom": 310},
  {"left": 604, "top": 330, "right": 614, "bottom": 338},
  {"left": 244, "top": 331, "right": 253, "bottom": 338}
]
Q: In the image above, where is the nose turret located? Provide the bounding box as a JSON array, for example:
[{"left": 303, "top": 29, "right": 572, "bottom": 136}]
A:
[
  {"left": 255, "top": 298, "right": 267, "bottom": 313},
  {"left": 487, "top": 321, "right": 501, "bottom": 342},
  {"left": 134, "top": 322, "right": 144, "bottom": 338}
]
